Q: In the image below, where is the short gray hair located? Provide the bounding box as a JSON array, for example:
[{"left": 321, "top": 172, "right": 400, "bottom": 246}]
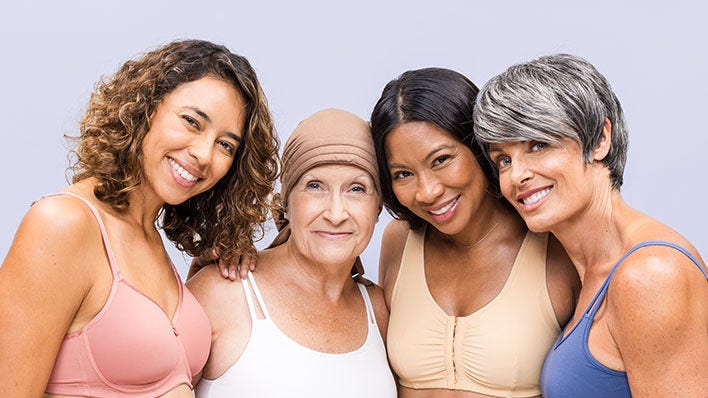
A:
[{"left": 473, "top": 54, "right": 628, "bottom": 188}]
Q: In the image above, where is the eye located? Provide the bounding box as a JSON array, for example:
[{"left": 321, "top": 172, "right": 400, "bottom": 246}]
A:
[
  {"left": 531, "top": 141, "right": 548, "bottom": 151},
  {"left": 350, "top": 184, "right": 366, "bottom": 194},
  {"left": 306, "top": 181, "right": 322, "bottom": 190},
  {"left": 432, "top": 154, "right": 451, "bottom": 166},
  {"left": 495, "top": 155, "right": 511, "bottom": 169},
  {"left": 217, "top": 140, "right": 236, "bottom": 156},
  {"left": 182, "top": 115, "right": 200, "bottom": 130},
  {"left": 391, "top": 170, "right": 412, "bottom": 180}
]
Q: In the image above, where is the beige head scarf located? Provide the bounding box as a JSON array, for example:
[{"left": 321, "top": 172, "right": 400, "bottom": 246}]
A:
[{"left": 269, "top": 108, "right": 381, "bottom": 282}]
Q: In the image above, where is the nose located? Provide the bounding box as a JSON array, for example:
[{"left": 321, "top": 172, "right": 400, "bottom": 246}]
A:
[
  {"left": 323, "top": 192, "right": 349, "bottom": 225},
  {"left": 414, "top": 171, "right": 443, "bottom": 204},
  {"left": 187, "top": 135, "right": 214, "bottom": 166},
  {"left": 508, "top": 156, "right": 532, "bottom": 186}
]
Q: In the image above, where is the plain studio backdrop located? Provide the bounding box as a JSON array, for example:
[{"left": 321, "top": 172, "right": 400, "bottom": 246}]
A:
[{"left": 1, "top": 1, "right": 705, "bottom": 281}]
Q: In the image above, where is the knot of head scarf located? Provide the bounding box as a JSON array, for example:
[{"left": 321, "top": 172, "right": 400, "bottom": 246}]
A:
[{"left": 268, "top": 108, "right": 380, "bottom": 284}]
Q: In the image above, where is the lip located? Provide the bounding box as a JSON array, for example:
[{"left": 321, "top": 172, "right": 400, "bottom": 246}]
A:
[
  {"left": 425, "top": 195, "right": 460, "bottom": 223},
  {"left": 167, "top": 157, "right": 204, "bottom": 188},
  {"left": 314, "top": 231, "right": 353, "bottom": 239},
  {"left": 516, "top": 186, "right": 552, "bottom": 212}
]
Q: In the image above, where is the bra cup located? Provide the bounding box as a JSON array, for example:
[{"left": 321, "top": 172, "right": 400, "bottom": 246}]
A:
[
  {"left": 176, "top": 288, "right": 212, "bottom": 375},
  {"left": 88, "top": 283, "right": 179, "bottom": 386}
]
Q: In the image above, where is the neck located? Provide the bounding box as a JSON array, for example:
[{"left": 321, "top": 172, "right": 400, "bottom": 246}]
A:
[
  {"left": 126, "top": 188, "right": 165, "bottom": 230},
  {"left": 271, "top": 242, "right": 357, "bottom": 302},
  {"left": 551, "top": 189, "right": 631, "bottom": 282},
  {"left": 446, "top": 196, "right": 517, "bottom": 248}
]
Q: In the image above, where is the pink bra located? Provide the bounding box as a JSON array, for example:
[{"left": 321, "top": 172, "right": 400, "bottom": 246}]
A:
[{"left": 43, "top": 192, "right": 211, "bottom": 397}]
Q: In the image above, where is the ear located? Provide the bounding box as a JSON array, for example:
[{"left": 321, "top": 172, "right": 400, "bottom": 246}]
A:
[{"left": 592, "top": 118, "right": 612, "bottom": 161}]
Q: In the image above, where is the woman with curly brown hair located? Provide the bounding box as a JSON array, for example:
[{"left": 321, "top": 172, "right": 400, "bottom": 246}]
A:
[{"left": 0, "top": 39, "right": 279, "bottom": 397}]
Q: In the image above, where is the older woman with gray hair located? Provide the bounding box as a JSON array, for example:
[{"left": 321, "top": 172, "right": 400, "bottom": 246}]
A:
[
  {"left": 474, "top": 53, "right": 708, "bottom": 397},
  {"left": 188, "top": 108, "right": 396, "bottom": 397}
]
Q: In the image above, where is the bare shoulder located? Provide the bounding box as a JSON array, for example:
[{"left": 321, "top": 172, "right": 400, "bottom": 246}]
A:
[
  {"left": 606, "top": 241, "right": 708, "bottom": 395},
  {"left": 187, "top": 264, "right": 253, "bottom": 380},
  {"left": 3, "top": 194, "right": 105, "bottom": 284},
  {"left": 365, "top": 283, "right": 390, "bottom": 342},
  {"left": 365, "top": 283, "right": 388, "bottom": 318},
  {"left": 545, "top": 233, "right": 581, "bottom": 327},
  {"left": 611, "top": 242, "right": 706, "bottom": 309},
  {"left": 0, "top": 193, "right": 107, "bottom": 395},
  {"left": 187, "top": 264, "right": 245, "bottom": 321},
  {"left": 378, "top": 219, "right": 411, "bottom": 308},
  {"left": 606, "top": 241, "right": 707, "bottom": 339},
  {"left": 378, "top": 220, "right": 410, "bottom": 286}
]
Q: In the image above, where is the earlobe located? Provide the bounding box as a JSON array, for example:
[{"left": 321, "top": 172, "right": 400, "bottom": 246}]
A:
[{"left": 592, "top": 118, "right": 612, "bottom": 161}]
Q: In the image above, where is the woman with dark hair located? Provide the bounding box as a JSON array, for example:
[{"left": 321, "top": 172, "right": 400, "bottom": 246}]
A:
[
  {"left": 371, "top": 67, "right": 580, "bottom": 398},
  {"left": 0, "top": 39, "right": 279, "bottom": 397},
  {"left": 474, "top": 54, "right": 707, "bottom": 397}
]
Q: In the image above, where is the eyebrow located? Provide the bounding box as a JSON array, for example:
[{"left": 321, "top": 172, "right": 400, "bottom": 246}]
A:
[
  {"left": 187, "top": 106, "right": 243, "bottom": 143},
  {"left": 389, "top": 144, "right": 455, "bottom": 169},
  {"left": 487, "top": 144, "right": 503, "bottom": 154}
]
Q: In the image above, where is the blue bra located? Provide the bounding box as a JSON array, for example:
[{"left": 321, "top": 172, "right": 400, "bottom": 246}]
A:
[{"left": 540, "top": 240, "right": 707, "bottom": 398}]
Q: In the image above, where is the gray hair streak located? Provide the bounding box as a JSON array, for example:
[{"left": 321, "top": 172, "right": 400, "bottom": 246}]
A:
[{"left": 473, "top": 54, "right": 628, "bottom": 188}]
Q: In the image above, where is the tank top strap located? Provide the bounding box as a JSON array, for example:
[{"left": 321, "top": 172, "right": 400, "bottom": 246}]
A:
[
  {"left": 388, "top": 226, "right": 426, "bottom": 310},
  {"left": 509, "top": 231, "right": 548, "bottom": 284},
  {"left": 241, "top": 271, "right": 271, "bottom": 320},
  {"left": 37, "top": 192, "right": 120, "bottom": 278},
  {"left": 356, "top": 283, "right": 376, "bottom": 325},
  {"left": 586, "top": 240, "right": 707, "bottom": 318}
]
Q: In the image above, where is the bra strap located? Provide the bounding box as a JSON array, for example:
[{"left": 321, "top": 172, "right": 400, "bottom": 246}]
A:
[
  {"left": 37, "top": 192, "right": 120, "bottom": 278},
  {"left": 586, "top": 240, "right": 707, "bottom": 318},
  {"left": 356, "top": 283, "right": 376, "bottom": 325},
  {"left": 241, "top": 271, "right": 271, "bottom": 320}
]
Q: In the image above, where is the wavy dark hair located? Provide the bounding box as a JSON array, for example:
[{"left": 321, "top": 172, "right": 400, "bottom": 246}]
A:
[
  {"left": 369, "top": 67, "right": 496, "bottom": 230},
  {"left": 69, "top": 39, "right": 280, "bottom": 263}
]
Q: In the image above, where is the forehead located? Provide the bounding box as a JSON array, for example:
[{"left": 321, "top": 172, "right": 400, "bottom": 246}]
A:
[
  {"left": 386, "top": 122, "right": 460, "bottom": 158},
  {"left": 299, "top": 163, "right": 373, "bottom": 180},
  {"left": 387, "top": 121, "right": 456, "bottom": 145}
]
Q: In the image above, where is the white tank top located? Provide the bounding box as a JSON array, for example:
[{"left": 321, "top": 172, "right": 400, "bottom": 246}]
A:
[{"left": 195, "top": 272, "right": 397, "bottom": 398}]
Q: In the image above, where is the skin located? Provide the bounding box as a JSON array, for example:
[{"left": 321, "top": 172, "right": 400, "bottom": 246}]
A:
[
  {"left": 188, "top": 164, "right": 389, "bottom": 386},
  {"left": 379, "top": 121, "right": 580, "bottom": 398},
  {"left": 487, "top": 119, "right": 708, "bottom": 397},
  {"left": 0, "top": 76, "right": 245, "bottom": 398}
]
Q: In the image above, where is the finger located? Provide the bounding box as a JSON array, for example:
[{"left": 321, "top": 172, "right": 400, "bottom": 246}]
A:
[{"left": 239, "top": 263, "right": 249, "bottom": 279}]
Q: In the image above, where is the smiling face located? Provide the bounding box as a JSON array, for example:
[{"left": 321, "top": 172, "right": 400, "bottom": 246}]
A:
[
  {"left": 286, "top": 164, "right": 379, "bottom": 267},
  {"left": 385, "top": 121, "right": 491, "bottom": 236},
  {"left": 140, "top": 75, "right": 246, "bottom": 206},
  {"left": 488, "top": 138, "right": 598, "bottom": 232}
]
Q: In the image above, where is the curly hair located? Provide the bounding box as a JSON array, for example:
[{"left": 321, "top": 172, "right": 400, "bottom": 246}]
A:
[{"left": 69, "top": 39, "right": 280, "bottom": 264}]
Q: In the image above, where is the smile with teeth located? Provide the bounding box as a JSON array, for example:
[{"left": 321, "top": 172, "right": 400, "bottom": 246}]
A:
[
  {"left": 521, "top": 188, "right": 551, "bottom": 206},
  {"left": 168, "top": 158, "right": 199, "bottom": 182},
  {"left": 430, "top": 196, "right": 459, "bottom": 215}
]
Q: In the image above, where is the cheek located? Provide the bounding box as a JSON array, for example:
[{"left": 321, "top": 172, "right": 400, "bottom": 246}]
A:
[
  {"left": 213, "top": 156, "right": 235, "bottom": 181},
  {"left": 391, "top": 182, "right": 413, "bottom": 205},
  {"left": 357, "top": 202, "right": 379, "bottom": 231},
  {"left": 497, "top": 173, "right": 516, "bottom": 203}
]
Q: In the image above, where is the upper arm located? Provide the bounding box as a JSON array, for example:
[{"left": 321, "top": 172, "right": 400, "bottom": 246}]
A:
[
  {"left": 545, "top": 233, "right": 581, "bottom": 328},
  {"left": 377, "top": 220, "right": 409, "bottom": 309},
  {"left": 187, "top": 264, "right": 251, "bottom": 380},
  {"left": 608, "top": 248, "right": 708, "bottom": 397},
  {"left": 366, "top": 284, "right": 390, "bottom": 344},
  {"left": 0, "top": 198, "right": 98, "bottom": 396}
]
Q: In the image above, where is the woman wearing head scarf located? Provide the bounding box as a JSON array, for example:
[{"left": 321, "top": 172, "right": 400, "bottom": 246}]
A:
[{"left": 188, "top": 108, "right": 396, "bottom": 397}]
